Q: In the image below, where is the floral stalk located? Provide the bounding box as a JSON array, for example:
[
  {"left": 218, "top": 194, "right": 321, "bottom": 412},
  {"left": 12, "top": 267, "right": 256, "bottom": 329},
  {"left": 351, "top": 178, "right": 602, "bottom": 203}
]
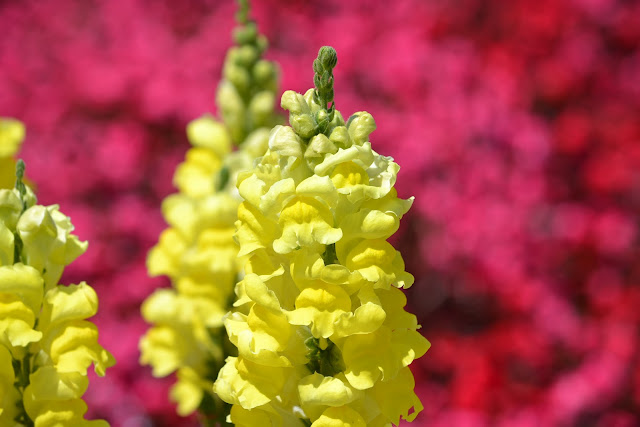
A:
[
  {"left": 0, "top": 158, "right": 115, "bottom": 426},
  {"left": 139, "top": 0, "right": 280, "bottom": 423},
  {"left": 213, "top": 46, "right": 430, "bottom": 426}
]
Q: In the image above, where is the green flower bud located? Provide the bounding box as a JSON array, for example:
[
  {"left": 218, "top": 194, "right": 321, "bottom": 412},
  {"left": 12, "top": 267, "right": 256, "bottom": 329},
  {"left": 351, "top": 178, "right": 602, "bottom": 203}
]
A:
[
  {"left": 249, "top": 91, "right": 275, "bottom": 128},
  {"left": 318, "top": 46, "right": 338, "bottom": 70},
  {"left": 224, "top": 62, "right": 251, "bottom": 95},
  {"left": 268, "top": 125, "right": 304, "bottom": 158},
  {"left": 303, "top": 88, "right": 322, "bottom": 113},
  {"left": 315, "top": 109, "right": 328, "bottom": 125},
  {"left": 253, "top": 60, "right": 276, "bottom": 86},
  {"left": 233, "top": 21, "right": 258, "bottom": 45},
  {"left": 236, "top": 45, "right": 259, "bottom": 68},
  {"left": 256, "top": 34, "right": 268, "bottom": 54},
  {"left": 304, "top": 134, "right": 338, "bottom": 160},
  {"left": 329, "top": 126, "right": 351, "bottom": 150},
  {"left": 281, "top": 91, "right": 311, "bottom": 116},
  {"left": 217, "top": 81, "right": 246, "bottom": 142},
  {"left": 290, "top": 114, "right": 317, "bottom": 140}
]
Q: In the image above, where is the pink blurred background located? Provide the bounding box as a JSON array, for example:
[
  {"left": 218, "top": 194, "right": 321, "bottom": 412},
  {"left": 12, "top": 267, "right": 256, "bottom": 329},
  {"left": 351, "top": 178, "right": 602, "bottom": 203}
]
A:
[{"left": 1, "top": 0, "right": 640, "bottom": 425}]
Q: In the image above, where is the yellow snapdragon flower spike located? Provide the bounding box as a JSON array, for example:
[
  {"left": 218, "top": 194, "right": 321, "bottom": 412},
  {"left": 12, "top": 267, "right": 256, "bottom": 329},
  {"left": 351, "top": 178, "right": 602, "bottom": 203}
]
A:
[
  {"left": 214, "top": 47, "right": 430, "bottom": 426},
  {"left": 0, "top": 118, "right": 26, "bottom": 189},
  {"left": 0, "top": 161, "right": 114, "bottom": 426},
  {"left": 139, "top": 0, "right": 280, "bottom": 422}
]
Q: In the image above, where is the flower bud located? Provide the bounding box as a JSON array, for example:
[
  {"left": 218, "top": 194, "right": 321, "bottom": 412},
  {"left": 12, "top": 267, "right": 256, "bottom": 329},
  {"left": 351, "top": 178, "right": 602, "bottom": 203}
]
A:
[
  {"left": 224, "top": 61, "right": 251, "bottom": 94},
  {"left": 0, "top": 189, "right": 23, "bottom": 230},
  {"left": 249, "top": 91, "right": 276, "bottom": 128},
  {"left": 253, "top": 60, "right": 276, "bottom": 86},
  {"left": 290, "top": 114, "right": 317, "bottom": 139},
  {"left": 217, "top": 81, "right": 247, "bottom": 142},
  {"left": 236, "top": 45, "right": 259, "bottom": 68},
  {"left": 186, "top": 115, "right": 231, "bottom": 158},
  {"left": 347, "top": 112, "right": 376, "bottom": 146},
  {"left": 281, "top": 90, "right": 311, "bottom": 116}
]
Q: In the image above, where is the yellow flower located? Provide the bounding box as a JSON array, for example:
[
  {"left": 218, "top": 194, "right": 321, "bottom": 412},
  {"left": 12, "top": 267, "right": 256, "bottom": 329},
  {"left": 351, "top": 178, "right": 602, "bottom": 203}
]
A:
[
  {"left": 16, "top": 204, "right": 88, "bottom": 290},
  {"left": 0, "top": 264, "right": 44, "bottom": 351},
  {"left": 140, "top": 4, "right": 282, "bottom": 419},
  {"left": 1, "top": 169, "right": 113, "bottom": 426},
  {"left": 215, "top": 47, "right": 429, "bottom": 426},
  {"left": 213, "top": 356, "right": 292, "bottom": 410},
  {"left": 274, "top": 196, "right": 342, "bottom": 254}
]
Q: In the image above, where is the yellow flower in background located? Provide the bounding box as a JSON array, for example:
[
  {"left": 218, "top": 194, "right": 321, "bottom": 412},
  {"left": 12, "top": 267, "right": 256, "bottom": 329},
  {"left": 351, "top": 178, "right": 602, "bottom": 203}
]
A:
[
  {"left": 0, "top": 161, "right": 114, "bottom": 426},
  {"left": 139, "top": 0, "right": 281, "bottom": 421},
  {"left": 214, "top": 47, "right": 430, "bottom": 426},
  {"left": 0, "top": 118, "right": 25, "bottom": 189}
]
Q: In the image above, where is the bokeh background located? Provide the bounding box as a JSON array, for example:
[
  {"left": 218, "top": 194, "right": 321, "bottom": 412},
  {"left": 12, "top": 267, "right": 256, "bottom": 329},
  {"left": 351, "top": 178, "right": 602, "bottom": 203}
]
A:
[{"left": 2, "top": 0, "right": 640, "bottom": 426}]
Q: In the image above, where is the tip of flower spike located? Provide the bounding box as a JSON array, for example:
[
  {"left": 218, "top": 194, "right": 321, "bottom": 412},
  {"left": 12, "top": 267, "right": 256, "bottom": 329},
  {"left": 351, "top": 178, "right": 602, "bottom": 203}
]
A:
[
  {"left": 313, "top": 46, "right": 338, "bottom": 133},
  {"left": 318, "top": 46, "right": 338, "bottom": 70},
  {"left": 233, "top": 0, "right": 259, "bottom": 47},
  {"left": 236, "top": 0, "right": 250, "bottom": 24},
  {"left": 16, "top": 158, "right": 25, "bottom": 181}
]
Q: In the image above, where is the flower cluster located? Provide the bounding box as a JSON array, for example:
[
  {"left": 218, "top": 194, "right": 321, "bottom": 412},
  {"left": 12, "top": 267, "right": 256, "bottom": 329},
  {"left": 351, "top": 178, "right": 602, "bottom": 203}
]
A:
[
  {"left": 0, "top": 118, "right": 25, "bottom": 189},
  {"left": 139, "top": 4, "right": 281, "bottom": 421},
  {"left": 0, "top": 161, "right": 114, "bottom": 426},
  {"left": 214, "top": 48, "right": 429, "bottom": 426}
]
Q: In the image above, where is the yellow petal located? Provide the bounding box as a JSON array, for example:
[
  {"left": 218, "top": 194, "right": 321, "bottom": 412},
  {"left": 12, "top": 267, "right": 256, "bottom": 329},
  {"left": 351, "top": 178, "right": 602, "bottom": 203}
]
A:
[
  {"left": 274, "top": 196, "right": 342, "bottom": 254},
  {"left": 346, "top": 112, "right": 376, "bottom": 146},
  {"left": 39, "top": 283, "right": 98, "bottom": 331},
  {"left": 298, "top": 373, "right": 361, "bottom": 421},
  {"left": 0, "top": 189, "right": 23, "bottom": 229},
  {"left": 173, "top": 148, "right": 221, "bottom": 198},
  {"left": 370, "top": 367, "right": 423, "bottom": 424},
  {"left": 214, "top": 357, "right": 290, "bottom": 409},
  {"left": 0, "top": 263, "right": 44, "bottom": 314},
  {"left": 236, "top": 202, "right": 279, "bottom": 257},
  {"left": 186, "top": 115, "right": 231, "bottom": 157},
  {"left": 0, "top": 221, "right": 14, "bottom": 266},
  {"left": 147, "top": 228, "right": 187, "bottom": 278},
  {"left": 25, "top": 365, "right": 88, "bottom": 401},
  {"left": 0, "top": 118, "right": 25, "bottom": 157},
  {"left": 0, "top": 295, "right": 42, "bottom": 347},
  {"left": 40, "top": 320, "right": 115, "bottom": 376},
  {"left": 288, "top": 284, "right": 351, "bottom": 339},
  {"left": 312, "top": 406, "right": 366, "bottom": 427},
  {"left": 170, "top": 367, "right": 208, "bottom": 416}
]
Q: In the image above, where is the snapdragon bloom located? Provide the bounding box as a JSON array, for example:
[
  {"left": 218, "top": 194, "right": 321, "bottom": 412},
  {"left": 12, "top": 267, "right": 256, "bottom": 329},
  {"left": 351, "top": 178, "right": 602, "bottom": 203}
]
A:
[
  {"left": 0, "top": 159, "right": 114, "bottom": 426},
  {"left": 214, "top": 47, "right": 429, "bottom": 426},
  {"left": 139, "top": 3, "right": 281, "bottom": 422}
]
